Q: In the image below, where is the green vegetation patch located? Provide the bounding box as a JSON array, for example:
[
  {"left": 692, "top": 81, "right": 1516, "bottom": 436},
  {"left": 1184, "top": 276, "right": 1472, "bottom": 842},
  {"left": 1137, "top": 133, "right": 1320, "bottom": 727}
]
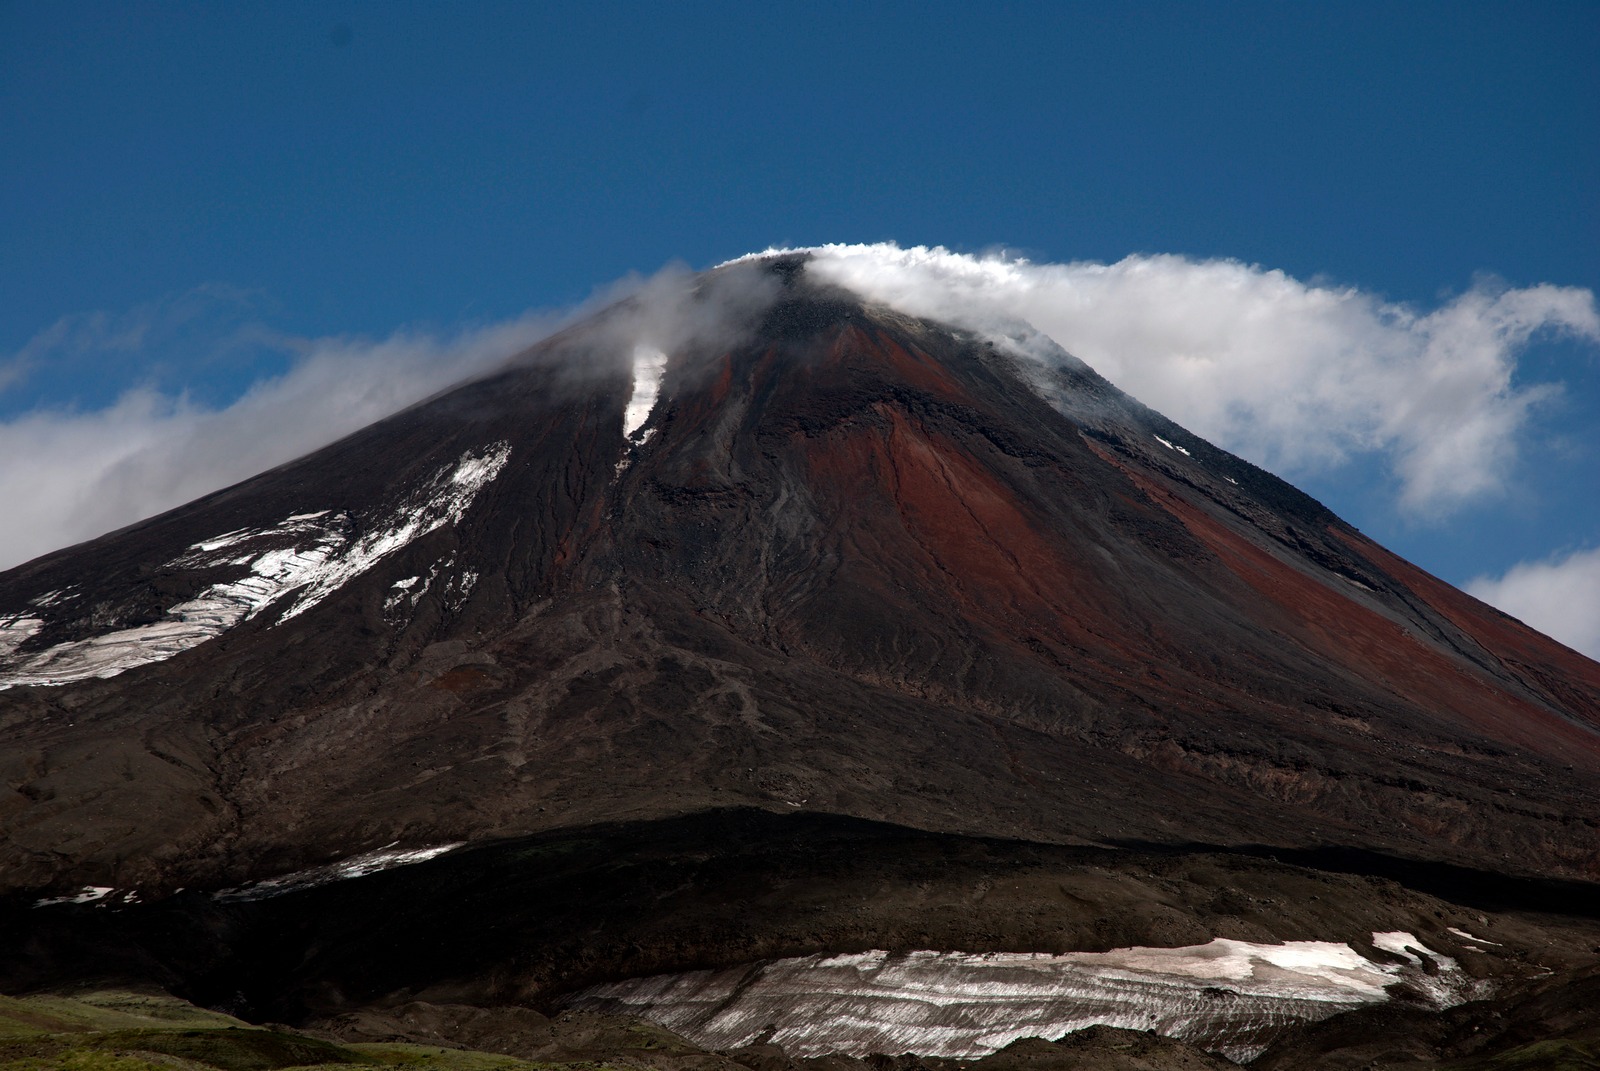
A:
[
  {"left": 1450, "top": 1039, "right": 1600, "bottom": 1071},
  {"left": 0, "top": 1034, "right": 566, "bottom": 1071},
  {"left": 0, "top": 1050, "right": 200, "bottom": 1071},
  {"left": 0, "top": 991, "right": 245, "bottom": 1037},
  {"left": 345, "top": 1042, "right": 537, "bottom": 1068},
  {"left": 86, "top": 1027, "right": 361, "bottom": 1070},
  {"left": 0, "top": 991, "right": 679, "bottom": 1071}
]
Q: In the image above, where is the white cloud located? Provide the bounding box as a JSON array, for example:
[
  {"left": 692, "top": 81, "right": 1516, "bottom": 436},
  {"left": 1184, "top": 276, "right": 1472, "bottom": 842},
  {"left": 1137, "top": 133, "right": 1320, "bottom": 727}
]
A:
[
  {"left": 755, "top": 243, "right": 1599, "bottom": 518},
  {"left": 1465, "top": 548, "right": 1600, "bottom": 660},
  {"left": 0, "top": 310, "right": 556, "bottom": 571}
]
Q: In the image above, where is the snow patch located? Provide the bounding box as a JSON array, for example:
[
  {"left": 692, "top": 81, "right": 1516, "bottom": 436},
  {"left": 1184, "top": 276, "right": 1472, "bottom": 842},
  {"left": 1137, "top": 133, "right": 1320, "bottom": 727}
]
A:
[
  {"left": 384, "top": 575, "right": 425, "bottom": 619},
  {"left": 568, "top": 933, "right": 1482, "bottom": 1063},
  {"left": 1154, "top": 434, "right": 1191, "bottom": 456},
  {"left": 214, "top": 842, "right": 464, "bottom": 902},
  {"left": 0, "top": 616, "right": 256, "bottom": 688},
  {"left": 381, "top": 554, "right": 471, "bottom": 623},
  {"left": 1371, "top": 931, "right": 1430, "bottom": 961},
  {"left": 187, "top": 528, "right": 257, "bottom": 554},
  {"left": 173, "top": 512, "right": 337, "bottom": 567},
  {"left": 273, "top": 444, "right": 509, "bottom": 625},
  {"left": 446, "top": 569, "right": 479, "bottom": 611},
  {"left": 0, "top": 615, "right": 43, "bottom": 658},
  {"left": 34, "top": 886, "right": 114, "bottom": 907},
  {"left": 0, "top": 443, "right": 511, "bottom": 690},
  {"left": 1448, "top": 927, "right": 1501, "bottom": 946}
]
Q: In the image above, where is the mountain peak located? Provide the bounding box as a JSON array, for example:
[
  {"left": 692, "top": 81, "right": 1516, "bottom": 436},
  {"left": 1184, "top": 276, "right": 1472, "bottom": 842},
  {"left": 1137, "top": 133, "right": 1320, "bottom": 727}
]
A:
[{"left": 1, "top": 275, "right": 1598, "bottom": 904}]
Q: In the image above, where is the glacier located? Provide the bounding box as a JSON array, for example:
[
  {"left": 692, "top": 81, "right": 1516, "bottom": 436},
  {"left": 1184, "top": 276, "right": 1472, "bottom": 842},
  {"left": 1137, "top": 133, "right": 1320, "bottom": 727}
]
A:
[{"left": 566, "top": 936, "right": 1484, "bottom": 1063}]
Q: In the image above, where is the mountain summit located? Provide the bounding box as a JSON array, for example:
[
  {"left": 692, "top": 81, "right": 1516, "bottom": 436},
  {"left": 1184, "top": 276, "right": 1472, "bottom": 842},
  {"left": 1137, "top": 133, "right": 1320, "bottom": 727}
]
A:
[{"left": 3, "top": 255, "right": 1598, "bottom": 900}]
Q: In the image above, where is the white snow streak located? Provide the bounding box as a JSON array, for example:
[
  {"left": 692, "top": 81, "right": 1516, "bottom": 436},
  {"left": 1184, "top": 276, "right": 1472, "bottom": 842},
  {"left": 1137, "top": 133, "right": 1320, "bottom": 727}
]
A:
[
  {"left": 214, "top": 842, "right": 464, "bottom": 901},
  {"left": 0, "top": 616, "right": 252, "bottom": 689},
  {"left": 1153, "top": 435, "right": 1191, "bottom": 457},
  {"left": 33, "top": 886, "right": 114, "bottom": 907},
  {"left": 0, "top": 444, "right": 511, "bottom": 690},
  {"left": 273, "top": 443, "right": 510, "bottom": 625}
]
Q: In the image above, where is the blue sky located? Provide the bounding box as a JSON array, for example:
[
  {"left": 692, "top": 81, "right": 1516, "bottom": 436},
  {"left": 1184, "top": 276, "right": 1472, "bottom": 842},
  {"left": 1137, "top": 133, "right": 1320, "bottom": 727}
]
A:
[{"left": 2, "top": 2, "right": 1597, "bottom": 654}]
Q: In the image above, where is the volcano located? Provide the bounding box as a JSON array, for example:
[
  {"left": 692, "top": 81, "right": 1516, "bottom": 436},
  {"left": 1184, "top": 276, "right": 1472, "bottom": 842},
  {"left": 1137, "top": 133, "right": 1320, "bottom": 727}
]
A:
[{"left": 3, "top": 256, "right": 1599, "bottom": 1066}]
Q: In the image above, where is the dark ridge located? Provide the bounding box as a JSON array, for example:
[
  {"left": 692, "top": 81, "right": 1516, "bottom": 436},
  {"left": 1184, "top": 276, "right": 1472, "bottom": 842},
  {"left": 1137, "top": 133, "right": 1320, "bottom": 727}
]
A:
[
  {"left": 1104, "top": 837, "right": 1600, "bottom": 920},
  {"left": 758, "top": 251, "right": 811, "bottom": 283},
  {"left": 1047, "top": 355, "right": 1340, "bottom": 530}
]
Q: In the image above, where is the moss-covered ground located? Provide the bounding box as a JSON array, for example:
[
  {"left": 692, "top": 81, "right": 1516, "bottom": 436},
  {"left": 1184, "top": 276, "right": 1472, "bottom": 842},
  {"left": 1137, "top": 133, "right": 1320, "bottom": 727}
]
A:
[
  {"left": 0, "top": 991, "right": 560, "bottom": 1071},
  {"left": 1447, "top": 1039, "right": 1600, "bottom": 1070}
]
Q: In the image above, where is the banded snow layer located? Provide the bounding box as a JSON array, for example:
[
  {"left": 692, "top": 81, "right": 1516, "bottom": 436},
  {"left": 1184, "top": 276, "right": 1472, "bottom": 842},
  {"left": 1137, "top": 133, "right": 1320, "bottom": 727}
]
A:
[{"left": 567, "top": 935, "right": 1484, "bottom": 1063}]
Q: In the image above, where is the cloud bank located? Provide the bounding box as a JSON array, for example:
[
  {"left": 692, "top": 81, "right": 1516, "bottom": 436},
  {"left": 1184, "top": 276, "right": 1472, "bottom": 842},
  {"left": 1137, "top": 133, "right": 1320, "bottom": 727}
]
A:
[
  {"left": 777, "top": 243, "right": 1599, "bottom": 518},
  {"left": 1466, "top": 548, "right": 1600, "bottom": 661}
]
